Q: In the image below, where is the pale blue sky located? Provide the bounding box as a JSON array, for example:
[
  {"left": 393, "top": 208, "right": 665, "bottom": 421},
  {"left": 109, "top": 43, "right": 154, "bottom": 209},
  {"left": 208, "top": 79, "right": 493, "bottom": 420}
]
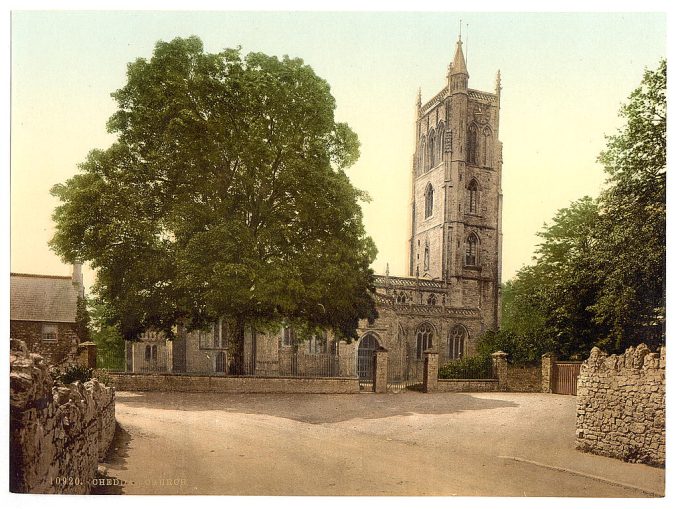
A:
[{"left": 10, "top": 11, "right": 666, "bottom": 289}]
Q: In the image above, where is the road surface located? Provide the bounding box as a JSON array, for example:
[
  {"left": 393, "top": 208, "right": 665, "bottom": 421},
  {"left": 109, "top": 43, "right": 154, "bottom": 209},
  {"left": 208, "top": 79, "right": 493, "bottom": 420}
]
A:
[{"left": 96, "top": 391, "right": 665, "bottom": 496}]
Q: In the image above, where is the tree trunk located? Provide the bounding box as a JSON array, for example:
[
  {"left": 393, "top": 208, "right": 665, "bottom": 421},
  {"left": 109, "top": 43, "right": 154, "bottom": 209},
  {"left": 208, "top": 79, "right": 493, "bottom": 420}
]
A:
[{"left": 229, "top": 317, "right": 245, "bottom": 375}]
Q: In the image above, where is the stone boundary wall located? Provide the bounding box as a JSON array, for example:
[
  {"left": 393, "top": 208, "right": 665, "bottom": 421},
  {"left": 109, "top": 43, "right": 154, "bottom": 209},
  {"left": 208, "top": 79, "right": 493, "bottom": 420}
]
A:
[
  {"left": 576, "top": 344, "right": 665, "bottom": 467},
  {"left": 107, "top": 372, "right": 360, "bottom": 394},
  {"left": 507, "top": 364, "right": 541, "bottom": 392},
  {"left": 436, "top": 379, "right": 499, "bottom": 392},
  {"left": 10, "top": 339, "right": 116, "bottom": 494}
]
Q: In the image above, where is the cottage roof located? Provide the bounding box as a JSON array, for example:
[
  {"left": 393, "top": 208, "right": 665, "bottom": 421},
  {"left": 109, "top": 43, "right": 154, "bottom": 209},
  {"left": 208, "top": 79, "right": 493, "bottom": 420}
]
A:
[{"left": 10, "top": 273, "right": 80, "bottom": 323}]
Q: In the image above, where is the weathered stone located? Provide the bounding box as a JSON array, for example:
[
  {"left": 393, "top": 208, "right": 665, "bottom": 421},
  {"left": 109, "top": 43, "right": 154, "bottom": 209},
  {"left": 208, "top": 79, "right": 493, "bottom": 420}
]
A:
[{"left": 575, "top": 343, "right": 664, "bottom": 467}]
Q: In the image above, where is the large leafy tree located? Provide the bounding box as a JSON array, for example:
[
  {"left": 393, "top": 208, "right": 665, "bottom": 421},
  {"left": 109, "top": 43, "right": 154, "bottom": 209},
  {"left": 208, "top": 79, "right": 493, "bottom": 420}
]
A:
[{"left": 50, "top": 36, "right": 377, "bottom": 372}]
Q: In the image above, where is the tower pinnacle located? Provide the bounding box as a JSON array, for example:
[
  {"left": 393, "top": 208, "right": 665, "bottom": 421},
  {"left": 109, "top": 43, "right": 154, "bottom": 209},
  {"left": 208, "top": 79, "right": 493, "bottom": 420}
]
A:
[{"left": 450, "top": 37, "right": 468, "bottom": 77}]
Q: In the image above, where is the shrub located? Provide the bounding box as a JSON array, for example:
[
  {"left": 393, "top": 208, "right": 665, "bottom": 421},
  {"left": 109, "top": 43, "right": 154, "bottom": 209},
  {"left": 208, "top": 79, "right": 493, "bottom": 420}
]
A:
[
  {"left": 438, "top": 355, "right": 492, "bottom": 379},
  {"left": 52, "top": 364, "right": 94, "bottom": 385}
]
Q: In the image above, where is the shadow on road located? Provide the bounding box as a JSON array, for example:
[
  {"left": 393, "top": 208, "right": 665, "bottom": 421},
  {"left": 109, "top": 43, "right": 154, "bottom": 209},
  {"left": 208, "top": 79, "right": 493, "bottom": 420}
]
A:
[
  {"left": 114, "top": 391, "right": 518, "bottom": 424},
  {"left": 92, "top": 423, "right": 132, "bottom": 495}
]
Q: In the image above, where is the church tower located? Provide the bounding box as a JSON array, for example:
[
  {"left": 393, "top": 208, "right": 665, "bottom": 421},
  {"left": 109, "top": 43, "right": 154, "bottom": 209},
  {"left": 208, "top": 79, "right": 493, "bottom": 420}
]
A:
[{"left": 408, "top": 36, "right": 503, "bottom": 330}]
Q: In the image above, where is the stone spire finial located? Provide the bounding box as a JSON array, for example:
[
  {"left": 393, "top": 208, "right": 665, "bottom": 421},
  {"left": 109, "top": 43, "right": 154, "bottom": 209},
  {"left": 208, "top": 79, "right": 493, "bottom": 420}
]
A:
[
  {"left": 385, "top": 263, "right": 390, "bottom": 277},
  {"left": 496, "top": 69, "right": 502, "bottom": 96},
  {"left": 416, "top": 87, "right": 421, "bottom": 107}
]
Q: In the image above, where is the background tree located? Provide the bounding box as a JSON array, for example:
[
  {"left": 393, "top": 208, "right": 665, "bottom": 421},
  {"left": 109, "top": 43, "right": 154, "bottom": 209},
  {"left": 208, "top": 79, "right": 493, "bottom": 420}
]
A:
[
  {"left": 495, "top": 59, "right": 665, "bottom": 359},
  {"left": 50, "top": 36, "right": 378, "bottom": 373},
  {"left": 590, "top": 59, "right": 666, "bottom": 351}
]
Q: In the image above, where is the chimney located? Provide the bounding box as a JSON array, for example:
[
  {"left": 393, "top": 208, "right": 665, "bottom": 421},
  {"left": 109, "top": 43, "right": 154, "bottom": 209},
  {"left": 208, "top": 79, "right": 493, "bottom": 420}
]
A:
[{"left": 72, "top": 261, "right": 84, "bottom": 297}]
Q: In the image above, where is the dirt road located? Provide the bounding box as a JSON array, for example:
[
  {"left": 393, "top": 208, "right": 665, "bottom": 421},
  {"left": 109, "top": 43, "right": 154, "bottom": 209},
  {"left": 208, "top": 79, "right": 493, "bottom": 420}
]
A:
[{"left": 98, "top": 391, "right": 664, "bottom": 496}]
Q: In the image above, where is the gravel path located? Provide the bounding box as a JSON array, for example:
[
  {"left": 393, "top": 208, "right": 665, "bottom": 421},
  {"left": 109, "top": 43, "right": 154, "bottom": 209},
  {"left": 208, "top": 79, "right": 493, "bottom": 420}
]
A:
[{"left": 97, "top": 391, "right": 665, "bottom": 496}]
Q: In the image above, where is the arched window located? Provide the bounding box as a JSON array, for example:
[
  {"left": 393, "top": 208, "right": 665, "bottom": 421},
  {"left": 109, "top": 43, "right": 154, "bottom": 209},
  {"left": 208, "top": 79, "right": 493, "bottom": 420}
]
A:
[
  {"left": 482, "top": 128, "right": 493, "bottom": 167},
  {"left": 419, "top": 137, "right": 426, "bottom": 173},
  {"left": 467, "top": 179, "right": 479, "bottom": 214},
  {"left": 396, "top": 291, "right": 408, "bottom": 304},
  {"left": 307, "top": 332, "right": 327, "bottom": 354},
  {"left": 428, "top": 131, "right": 436, "bottom": 168},
  {"left": 144, "top": 345, "right": 151, "bottom": 362},
  {"left": 427, "top": 293, "right": 437, "bottom": 306},
  {"left": 423, "top": 241, "right": 430, "bottom": 271},
  {"left": 281, "top": 326, "right": 294, "bottom": 347},
  {"left": 467, "top": 125, "right": 478, "bottom": 165},
  {"left": 439, "top": 128, "right": 446, "bottom": 161},
  {"left": 448, "top": 325, "right": 466, "bottom": 360},
  {"left": 216, "top": 351, "right": 227, "bottom": 373},
  {"left": 465, "top": 233, "right": 479, "bottom": 266},
  {"left": 424, "top": 183, "right": 434, "bottom": 218},
  {"left": 415, "top": 323, "right": 434, "bottom": 359}
]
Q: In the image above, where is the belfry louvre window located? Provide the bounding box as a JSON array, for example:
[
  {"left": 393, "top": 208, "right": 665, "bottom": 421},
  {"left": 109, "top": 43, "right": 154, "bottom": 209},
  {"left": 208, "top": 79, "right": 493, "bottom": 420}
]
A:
[
  {"left": 465, "top": 234, "right": 479, "bottom": 266},
  {"left": 467, "top": 179, "right": 479, "bottom": 214},
  {"left": 425, "top": 184, "right": 434, "bottom": 218},
  {"left": 427, "top": 293, "right": 437, "bottom": 306},
  {"left": 467, "top": 126, "right": 478, "bottom": 165},
  {"left": 416, "top": 323, "right": 434, "bottom": 359}
]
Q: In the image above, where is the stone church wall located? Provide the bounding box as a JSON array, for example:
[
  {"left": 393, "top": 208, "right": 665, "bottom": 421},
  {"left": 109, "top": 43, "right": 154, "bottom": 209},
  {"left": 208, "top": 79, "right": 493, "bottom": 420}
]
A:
[
  {"left": 576, "top": 344, "right": 665, "bottom": 466},
  {"left": 10, "top": 339, "right": 116, "bottom": 494}
]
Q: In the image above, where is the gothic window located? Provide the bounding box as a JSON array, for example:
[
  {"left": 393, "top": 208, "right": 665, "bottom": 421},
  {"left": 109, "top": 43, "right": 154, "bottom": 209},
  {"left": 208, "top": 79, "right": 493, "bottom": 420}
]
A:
[
  {"left": 396, "top": 291, "right": 407, "bottom": 304},
  {"left": 428, "top": 131, "right": 436, "bottom": 168},
  {"left": 439, "top": 128, "right": 446, "bottom": 160},
  {"left": 467, "top": 125, "right": 478, "bottom": 165},
  {"left": 448, "top": 325, "right": 466, "bottom": 360},
  {"left": 482, "top": 128, "right": 493, "bottom": 167},
  {"left": 423, "top": 241, "right": 430, "bottom": 271},
  {"left": 281, "top": 326, "right": 295, "bottom": 347},
  {"left": 424, "top": 183, "right": 434, "bottom": 218},
  {"left": 416, "top": 323, "right": 434, "bottom": 359},
  {"left": 144, "top": 344, "right": 158, "bottom": 362},
  {"left": 419, "top": 137, "right": 426, "bottom": 172},
  {"left": 307, "top": 332, "right": 327, "bottom": 354},
  {"left": 467, "top": 179, "right": 479, "bottom": 214},
  {"left": 215, "top": 351, "right": 227, "bottom": 373},
  {"left": 465, "top": 233, "right": 479, "bottom": 266},
  {"left": 427, "top": 293, "right": 437, "bottom": 306}
]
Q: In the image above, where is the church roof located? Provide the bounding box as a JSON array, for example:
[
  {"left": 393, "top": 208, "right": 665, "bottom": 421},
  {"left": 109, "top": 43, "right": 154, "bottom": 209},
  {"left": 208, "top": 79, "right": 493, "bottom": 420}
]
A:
[{"left": 10, "top": 273, "right": 80, "bottom": 323}]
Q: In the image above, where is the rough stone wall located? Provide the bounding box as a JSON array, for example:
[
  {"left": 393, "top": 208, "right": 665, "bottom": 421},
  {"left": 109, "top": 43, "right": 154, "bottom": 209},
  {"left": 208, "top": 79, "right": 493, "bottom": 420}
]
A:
[
  {"left": 507, "top": 364, "right": 541, "bottom": 392},
  {"left": 576, "top": 344, "right": 665, "bottom": 467},
  {"left": 107, "top": 372, "right": 359, "bottom": 394},
  {"left": 10, "top": 340, "right": 116, "bottom": 494},
  {"left": 9, "top": 320, "right": 80, "bottom": 366}
]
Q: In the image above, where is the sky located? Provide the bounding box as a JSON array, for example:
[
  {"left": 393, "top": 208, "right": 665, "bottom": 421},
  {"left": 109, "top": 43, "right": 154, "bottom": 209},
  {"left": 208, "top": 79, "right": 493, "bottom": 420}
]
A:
[{"left": 8, "top": 10, "right": 667, "bottom": 291}]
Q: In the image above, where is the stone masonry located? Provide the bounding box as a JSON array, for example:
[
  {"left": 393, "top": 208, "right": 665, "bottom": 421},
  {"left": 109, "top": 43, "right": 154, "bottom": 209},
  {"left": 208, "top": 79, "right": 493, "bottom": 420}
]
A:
[
  {"left": 576, "top": 344, "right": 665, "bottom": 467},
  {"left": 10, "top": 339, "right": 116, "bottom": 493}
]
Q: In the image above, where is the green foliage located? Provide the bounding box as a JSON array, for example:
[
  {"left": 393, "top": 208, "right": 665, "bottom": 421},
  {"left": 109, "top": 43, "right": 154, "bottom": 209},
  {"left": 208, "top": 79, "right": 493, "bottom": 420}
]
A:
[
  {"left": 49, "top": 36, "right": 377, "bottom": 371},
  {"left": 438, "top": 355, "right": 492, "bottom": 379},
  {"left": 52, "top": 364, "right": 94, "bottom": 385},
  {"left": 89, "top": 298, "right": 126, "bottom": 371},
  {"left": 499, "top": 60, "right": 666, "bottom": 358},
  {"left": 475, "top": 329, "right": 545, "bottom": 365},
  {"left": 75, "top": 296, "right": 92, "bottom": 343}
]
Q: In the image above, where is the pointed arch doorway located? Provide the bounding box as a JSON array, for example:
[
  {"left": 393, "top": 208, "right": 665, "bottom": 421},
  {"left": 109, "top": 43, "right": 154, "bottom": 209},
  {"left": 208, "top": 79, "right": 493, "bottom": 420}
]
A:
[{"left": 358, "top": 333, "right": 380, "bottom": 389}]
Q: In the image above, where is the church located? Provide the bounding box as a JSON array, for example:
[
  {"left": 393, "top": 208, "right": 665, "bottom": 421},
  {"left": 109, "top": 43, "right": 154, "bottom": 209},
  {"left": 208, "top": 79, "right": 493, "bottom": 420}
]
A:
[{"left": 124, "top": 35, "right": 503, "bottom": 384}]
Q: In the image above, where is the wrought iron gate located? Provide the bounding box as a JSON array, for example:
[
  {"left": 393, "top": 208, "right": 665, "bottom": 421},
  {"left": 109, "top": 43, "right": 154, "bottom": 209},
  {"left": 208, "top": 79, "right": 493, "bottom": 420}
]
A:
[
  {"left": 552, "top": 361, "right": 582, "bottom": 395},
  {"left": 387, "top": 348, "right": 419, "bottom": 392},
  {"left": 358, "top": 335, "right": 378, "bottom": 390}
]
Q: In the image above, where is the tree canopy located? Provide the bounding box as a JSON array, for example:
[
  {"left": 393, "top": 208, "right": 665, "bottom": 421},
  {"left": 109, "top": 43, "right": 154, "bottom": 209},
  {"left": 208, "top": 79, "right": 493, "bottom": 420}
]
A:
[
  {"left": 50, "top": 36, "right": 378, "bottom": 368},
  {"left": 487, "top": 59, "right": 666, "bottom": 360}
]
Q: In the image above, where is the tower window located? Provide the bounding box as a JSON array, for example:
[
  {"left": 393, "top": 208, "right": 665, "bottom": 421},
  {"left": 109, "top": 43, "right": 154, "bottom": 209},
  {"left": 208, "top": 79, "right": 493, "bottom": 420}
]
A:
[
  {"left": 424, "top": 183, "right": 434, "bottom": 218},
  {"left": 467, "top": 179, "right": 479, "bottom": 214},
  {"left": 428, "top": 131, "right": 436, "bottom": 168},
  {"left": 467, "top": 126, "right": 478, "bottom": 165},
  {"left": 423, "top": 241, "right": 430, "bottom": 271},
  {"left": 465, "top": 233, "right": 479, "bottom": 266},
  {"left": 396, "top": 291, "right": 407, "bottom": 304},
  {"left": 427, "top": 293, "right": 437, "bottom": 306}
]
